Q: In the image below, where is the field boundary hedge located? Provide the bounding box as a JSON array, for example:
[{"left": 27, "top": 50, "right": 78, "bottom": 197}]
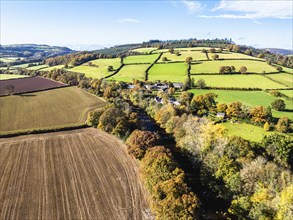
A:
[
  {"left": 0, "top": 124, "right": 88, "bottom": 138},
  {"left": 204, "top": 86, "right": 262, "bottom": 91},
  {"left": 0, "top": 84, "right": 71, "bottom": 97},
  {"left": 261, "top": 74, "right": 290, "bottom": 87},
  {"left": 145, "top": 52, "right": 163, "bottom": 81},
  {"left": 104, "top": 63, "right": 125, "bottom": 79}
]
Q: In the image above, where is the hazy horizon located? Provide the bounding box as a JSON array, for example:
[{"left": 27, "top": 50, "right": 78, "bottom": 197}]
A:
[{"left": 1, "top": 0, "right": 292, "bottom": 50}]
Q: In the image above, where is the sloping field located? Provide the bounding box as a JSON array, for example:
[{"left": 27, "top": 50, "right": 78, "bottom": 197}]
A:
[
  {"left": 0, "top": 76, "right": 66, "bottom": 96},
  {"left": 265, "top": 73, "right": 293, "bottom": 87},
  {"left": 26, "top": 64, "right": 48, "bottom": 70},
  {"left": 41, "top": 65, "right": 65, "bottom": 71},
  {"left": 222, "top": 122, "right": 275, "bottom": 142},
  {"left": 0, "top": 128, "right": 149, "bottom": 219},
  {"left": 190, "top": 75, "right": 286, "bottom": 89},
  {"left": 209, "top": 52, "right": 262, "bottom": 60},
  {"left": 0, "top": 74, "right": 28, "bottom": 80},
  {"left": 109, "top": 64, "right": 149, "bottom": 82},
  {"left": 0, "top": 87, "right": 105, "bottom": 135},
  {"left": 148, "top": 63, "right": 188, "bottom": 82},
  {"left": 124, "top": 54, "right": 160, "bottom": 64},
  {"left": 279, "top": 89, "right": 293, "bottom": 98},
  {"left": 69, "top": 58, "right": 121, "bottom": 79},
  {"left": 131, "top": 47, "right": 157, "bottom": 54},
  {"left": 158, "top": 51, "right": 207, "bottom": 62},
  {"left": 190, "top": 89, "right": 293, "bottom": 119},
  {"left": 190, "top": 60, "right": 276, "bottom": 74}
]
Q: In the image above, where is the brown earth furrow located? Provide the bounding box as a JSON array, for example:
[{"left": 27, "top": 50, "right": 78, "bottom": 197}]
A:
[{"left": 0, "top": 128, "right": 150, "bottom": 219}]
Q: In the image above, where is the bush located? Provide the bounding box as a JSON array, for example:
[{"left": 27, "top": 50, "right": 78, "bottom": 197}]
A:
[
  {"left": 276, "top": 117, "right": 290, "bottom": 133},
  {"left": 162, "top": 57, "right": 168, "bottom": 61},
  {"left": 271, "top": 99, "right": 286, "bottom": 111}
]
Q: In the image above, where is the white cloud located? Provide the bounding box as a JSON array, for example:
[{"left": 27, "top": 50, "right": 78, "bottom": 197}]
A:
[
  {"left": 182, "top": 0, "right": 202, "bottom": 13},
  {"left": 118, "top": 18, "right": 141, "bottom": 23},
  {"left": 203, "top": 0, "right": 292, "bottom": 19},
  {"left": 253, "top": 20, "right": 261, "bottom": 25}
]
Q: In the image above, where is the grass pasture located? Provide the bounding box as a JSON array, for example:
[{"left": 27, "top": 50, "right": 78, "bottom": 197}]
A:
[
  {"left": 123, "top": 54, "right": 160, "bottom": 64},
  {"left": 0, "top": 74, "right": 28, "bottom": 80},
  {"left": 265, "top": 73, "right": 293, "bottom": 87},
  {"left": 0, "top": 128, "right": 149, "bottom": 219},
  {"left": 11, "top": 63, "right": 37, "bottom": 69},
  {"left": 69, "top": 58, "right": 121, "bottom": 78},
  {"left": 41, "top": 65, "right": 65, "bottom": 71},
  {"left": 190, "top": 75, "right": 286, "bottom": 89},
  {"left": 131, "top": 47, "right": 157, "bottom": 54},
  {"left": 189, "top": 89, "right": 293, "bottom": 119},
  {"left": 26, "top": 64, "right": 49, "bottom": 70},
  {"left": 279, "top": 90, "right": 293, "bottom": 98},
  {"left": 148, "top": 63, "right": 188, "bottom": 82},
  {"left": 0, "top": 57, "right": 23, "bottom": 63},
  {"left": 0, "top": 87, "right": 105, "bottom": 135},
  {"left": 109, "top": 64, "right": 149, "bottom": 82},
  {"left": 223, "top": 122, "right": 274, "bottom": 142},
  {"left": 190, "top": 60, "right": 276, "bottom": 74},
  {"left": 210, "top": 52, "right": 262, "bottom": 60},
  {"left": 158, "top": 51, "right": 208, "bottom": 62}
]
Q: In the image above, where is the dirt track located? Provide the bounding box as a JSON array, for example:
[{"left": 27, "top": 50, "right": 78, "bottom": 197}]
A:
[{"left": 0, "top": 128, "right": 150, "bottom": 219}]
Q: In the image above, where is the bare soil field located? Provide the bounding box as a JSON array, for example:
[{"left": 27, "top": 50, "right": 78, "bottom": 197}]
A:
[
  {"left": 0, "top": 76, "right": 66, "bottom": 96},
  {"left": 0, "top": 128, "right": 150, "bottom": 219}
]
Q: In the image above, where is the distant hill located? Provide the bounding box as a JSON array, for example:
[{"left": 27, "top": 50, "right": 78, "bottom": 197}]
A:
[
  {"left": 265, "top": 48, "right": 293, "bottom": 56},
  {"left": 0, "top": 44, "right": 73, "bottom": 62}
]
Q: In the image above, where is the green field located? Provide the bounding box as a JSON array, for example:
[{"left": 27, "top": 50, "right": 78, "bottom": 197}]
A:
[
  {"left": 279, "top": 90, "right": 293, "bottom": 98},
  {"left": 0, "top": 74, "right": 28, "bottom": 80},
  {"left": 26, "top": 64, "right": 49, "bottom": 70},
  {"left": 123, "top": 54, "right": 160, "bottom": 64},
  {"left": 158, "top": 51, "right": 208, "bottom": 62},
  {"left": 89, "top": 58, "right": 121, "bottom": 69},
  {"left": 223, "top": 122, "right": 274, "bottom": 142},
  {"left": 0, "top": 87, "right": 105, "bottom": 135},
  {"left": 69, "top": 58, "right": 121, "bottom": 78},
  {"left": 109, "top": 64, "right": 149, "bottom": 82},
  {"left": 11, "top": 63, "right": 37, "bottom": 69},
  {"left": 131, "top": 47, "right": 157, "bottom": 54},
  {"left": 209, "top": 52, "right": 262, "bottom": 60},
  {"left": 148, "top": 63, "right": 188, "bottom": 82},
  {"left": 0, "top": 57, "right": 23, "bottom": 63},
  {"left": 41, "top": 65, "right": 65, "bottom": 71},
  {"left": 189, "top": 89, "right": 293, "bottom": 119},
  {"left": 265, "top": 73, "right": 293, "bottom": 87},
  {"left": 190, "top": 75, "right": 286, "bottom": 89},
  {"left": 190, "top": 60, "right": 276, "bottom": 74},
  {"left": 279, "top": 66, "right": 293, "bottom": 74}
]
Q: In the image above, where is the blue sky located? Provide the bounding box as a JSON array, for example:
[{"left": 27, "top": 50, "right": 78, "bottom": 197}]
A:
[{"left": 1, "top": 0, "right": 292, "bottom": 50}]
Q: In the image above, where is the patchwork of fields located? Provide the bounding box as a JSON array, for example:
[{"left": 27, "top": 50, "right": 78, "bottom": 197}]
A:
[
  {"left": 0, "top": 128, "right": 149, "bottom": 219},
  {"left": 0, "top": 86, "right": 105, "bottom": 135}
]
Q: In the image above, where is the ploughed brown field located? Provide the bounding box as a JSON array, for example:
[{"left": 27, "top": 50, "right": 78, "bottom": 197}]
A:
[
  {"left": 0, "top": 128, "right": 150, "bottom": 219},
  {"left": 0, "top": 76, "right": 66, "bottom": 96}
]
